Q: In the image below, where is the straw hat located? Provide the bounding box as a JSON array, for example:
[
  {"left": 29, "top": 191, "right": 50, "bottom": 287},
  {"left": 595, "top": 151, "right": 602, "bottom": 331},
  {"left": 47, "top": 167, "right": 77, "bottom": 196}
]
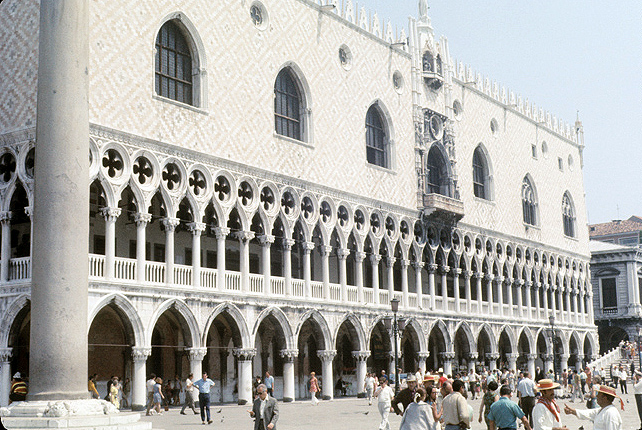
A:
[
  {"left": 596, "top": 385, "right": 618, "bottom": 398},
  {"left": 406, "top": 374, "right": 417, "bottom": 382},
  {"left": 536, "top": 379, "right": 560, "bottom": 390},
  {"left": 423, "top": 374, "right": 437, "bottom": 383}
]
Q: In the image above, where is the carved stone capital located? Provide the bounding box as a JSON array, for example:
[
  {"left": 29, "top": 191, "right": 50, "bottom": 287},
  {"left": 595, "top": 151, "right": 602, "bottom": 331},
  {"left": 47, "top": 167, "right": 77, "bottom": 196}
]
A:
[
  {"left": 543, "top": 354, "right": 554, "bottom": 362},
  {"left": 132, "top": 347, "right": 152, "bottom": 362},
  {"left": 0, "top": 211, "right": 11, "bottom": 223},
  {"left": 474, "top": 272, "right": 483, "bottom": 279},
  {"left": 279, "top": 349, "right": 299, "bottom": 361},
  {"left": 162, "top": 217, "right": 180, "bottom": 232},
  {"left": 24, "top": 206, "right": 33, "bottom": 219},
  {"left": 428, "top": 264, "right": 438, "bottom": 273},
  {"left": 504, "top": 277, "right": 513, "bottom": 285},
  {"left": 354, "top": 251, "right": 367, "bottom": 263},
  {"left": 412, "top": 261, "right": 425, "bottom": 270},
  {"left": 494, "top": 276, "right": 504, "bottom": 284},
  {"left": 187, "top": 347, "right": 208, "bottom": 361},
  {"left": 439, "top": 265, "right": 450, "bottom": 275},
  {"left": 351, "top": 350, "right": 371, "bottom": 361},
  {"left": 417, "top": 352, "right": 430, "bottom": 360},
  {"left": 188, "top": 222, "right": 207, "bottom": 234},
  {"left": 485, "top": 274, "right": 494, "bottom": 282},
  {"left": 258, "top": 234, "right": 275, "bottom": 246},
  {"left": 134, "top": 212, "right": 152, "bottom": 226},
  {"left": 337, "top": 248, "right": 350, "bottom": 260},
  {"left": 213, "top": 227, "right": 230, "bottom": 240},
  {"left": 560, "top": 354, "right": 570, "bottom": 361},
  {"left": 317, "top": 350, "right": 337, "bottom": 362},
  {"left": 452, "top": 268, "right": 462, "bottom": 276},
  {"left": 467, "top": 352, "right": 479, "bottom": 360},
  {"left": 0, "top": 347, "right": 12, "bottom": 362},
  {"left": 370, "top": 254, "right": 382, "bottom": 264},
  {"left": 526, "top": 353, "right": 538, "bottom": 361},
  {"left": 321, "top": 245, "right": 333, "bottom": 257},
  {"left": 463, "top": 270, "right": 472, "bottom": 280},
  {"left": 400, "top": 259, "right": 410, "bottom": 269},
  {"left": 100, "top": 207, "right": 121, "bottom": 222},
  {"left": 302, "top": 242, "right": 315, "bottom": 253},
  {"left": 486, "top": 353, "right": 500, "bottom": 361},
  {"left": 386, "top": 257, "right": 396, "bottom": 267},
  {"left": 233, "top": 230, "right": 255, "bottom": 242},
  {"left": 507, "top": 353, "right": 520, "bottom": 360},
  {"left": 282, "top": 238, "right": 295, "bottom": 251},
  {"left": 233, "top": 348, "right": 257, "bottom": 361},
  {"left": 440, "top": 352, "right": 455, "bottom": 360}
]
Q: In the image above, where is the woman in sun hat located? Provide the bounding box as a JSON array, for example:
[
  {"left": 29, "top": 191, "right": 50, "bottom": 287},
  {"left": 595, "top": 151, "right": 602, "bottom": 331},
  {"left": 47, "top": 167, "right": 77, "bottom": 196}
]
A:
[
  {"left": 532, "top": 379, "right": 565, "bottom": 430},
  {"left": 564, "top": 384, "right": 623, "bottom": 430}
]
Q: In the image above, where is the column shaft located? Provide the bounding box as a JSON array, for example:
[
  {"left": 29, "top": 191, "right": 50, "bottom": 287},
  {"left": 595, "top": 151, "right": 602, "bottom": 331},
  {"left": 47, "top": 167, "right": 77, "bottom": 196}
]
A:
[
  {"left": 215, "top": 227, "right": 228, "bottom": 290},
  {"left": 135, "top": 214, "right": 150, "bottom": 282},
  {"left": 0, "top": 214, "right": 11, "bottom": 282},
  {"left": 371, "top": 255, "right": 380, "bottom": 305}
]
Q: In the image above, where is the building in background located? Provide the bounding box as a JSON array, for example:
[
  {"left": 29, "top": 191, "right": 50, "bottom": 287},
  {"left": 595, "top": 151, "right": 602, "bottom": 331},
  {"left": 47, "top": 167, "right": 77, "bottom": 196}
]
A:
[{"left": 0, "top": 0, "right": 596, "bottom": 407}]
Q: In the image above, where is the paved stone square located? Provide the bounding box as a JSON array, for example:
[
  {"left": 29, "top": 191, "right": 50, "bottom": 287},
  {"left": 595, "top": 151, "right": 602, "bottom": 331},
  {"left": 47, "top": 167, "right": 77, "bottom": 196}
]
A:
[{"left": 139, "top": 391, "right": 642, "bottom": 430}]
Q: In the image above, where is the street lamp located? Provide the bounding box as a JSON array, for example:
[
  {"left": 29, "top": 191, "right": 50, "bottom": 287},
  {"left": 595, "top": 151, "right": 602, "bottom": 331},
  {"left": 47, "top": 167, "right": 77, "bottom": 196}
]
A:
[
  {"left": 549, "top": 315, "right": 557, "bottom": 382},
  {"left": 391, "top": 298, "right": 402, "bottom": 396}
]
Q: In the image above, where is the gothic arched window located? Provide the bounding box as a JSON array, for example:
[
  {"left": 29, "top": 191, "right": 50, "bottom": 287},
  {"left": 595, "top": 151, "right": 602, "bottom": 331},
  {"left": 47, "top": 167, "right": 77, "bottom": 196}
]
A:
[
  {"left": 426, "top": 146, "right": 449, "bottom": 196},
  {"left": 274, "top": 68, "right": 303, "bottom": 141},
  {"left": 522, "top": 177, "right": 537, "bottom": 226},
  {"left": 155, "top": 21, "right": 193, "bottom": 105},
  {"left": 562, "top": 192, "right": 576, "bottom": 237},
  {"left": 472, "top": 146, "right": 490, "bottom": 200},
  {"left": 366, "top": 105, "right": 389, "bottom": 168},
  {"left": 422, "top": 52, "right": 434, "bottom": 72}
]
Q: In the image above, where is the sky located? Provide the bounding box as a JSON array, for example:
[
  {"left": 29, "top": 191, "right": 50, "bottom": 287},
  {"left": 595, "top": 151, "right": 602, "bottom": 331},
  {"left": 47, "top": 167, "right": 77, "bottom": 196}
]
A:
[{"left": 355, "top": 0, "right": 642, "bottom": 225}]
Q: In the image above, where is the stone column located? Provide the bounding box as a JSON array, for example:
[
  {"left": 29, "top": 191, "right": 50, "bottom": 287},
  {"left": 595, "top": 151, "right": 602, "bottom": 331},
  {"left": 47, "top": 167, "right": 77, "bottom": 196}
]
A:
[
  {"left": 544, "top": 354, "right": 554, "bottom": 373},
  {"left": 134, "top": 213, "right": 151, "bottom": 282},
  {"left": 30, "top": 0, "right": 90, "bottom": 399},
  {"left": 560, "top": 354, "right": 570, "bottom": 372},
  {"left": 475, "top": 272, "right": 483, "bottom": 314},
  {"left": 506, "top": 278, "right": 514, "bottom": 317},
  {"left": 464, "top": 270, "right": 472, "bottom": 313},
  {"left": 0, "top": 348, "right": 12, "bottom": 406},
  {"left": 303, "top": 242, "right": 315, "bottom": 298},
  {"left": 453, "top": 268, "right": 461, "bottom": 313},
  {"left": 441, "top": 266, "right": 449, "bottom": 311},
  {"left": 370, "top": 254, "right": 381, "bottom": 305},
  {"left": 187, "top": 347, "right": 207, "bottom": 383},
  {"left": 234, "top": 231, "right": 254, "bottom": 292},
  {"left": 131, "top": 347, "right": 151, "bottom": 411},
  {"left": 417, "top": 352, "right": 429, "bottom": 374},
  {"left": 280, "top": 349, "right": 298, "bottom": 402},
  {"left": 355, "top": 251, "right": 366, "bottom": 303},
  {"left": 414, "top": 262, "right": 424, "bottom": 309},
  {"left": 282, "top": 239, "right": 295, "bottom": 296},
  {"left": 442, "top": 352, "right": 455, "bottom": 376},
  {"left": 534, "top": 283, "right": 541, "bottom": 320},
  {"left": 542, "top": 284, "right": 549, "bottom": 315},
  {"left": 0, "top": 211, "right": 11, "bottom": 282},
  {"left": 468, "top": 352, "right": 478, "bottom": 372},
  {"left": 573, "top": 289, "right": 580, "bottom": 324},
  {"left": 575, "top": 357, "right": 583, "bottom": 373},
  {"left": 579, "top": 290, "right": 586, "bottom": 325},
  {"left": 587, "top": 291, "right": 594, "bottom": 323},
  {"left": 486, "top": 274, "right": 494, "bottom": 310},
  {"left": 564, "top": 290, "right": 572, "bottom": 322},
  {"left": 258, "top": 234, "right": 274, "bottom": 295},
  {"left": 523, "top": 281, "right": 531, "bottom": 319},
  {"left": 400, "top": 259, "right": 409, "bottom": 308},
  {"left": 487, "top": 353, "right": 500, "bottom": 371},
  {"left": 162, "top": 217, "right": 180, "bottom": 285},
  {"left": 317, "top": 350, "right": 337, "bottom": 400},
  {"left": 496, "top": 276, "right": 504, "bottom": 317},
  {"left": 527, "top": 354, "right": 537, "bottom": 378},
  {"left": 338, "top": 248, "right": 350, "bottom": 302},
  {"left": 189, "top": 222, "right": 206, "bottom": 288},
  {"left": 387, "top": 257, "right": 396, "bottom": 301},
  {"left": 100, "top": 207, "right": 121, "bottom": 280},
  {"left": 321, "top": 245, "right": 332, "bottom": 300},
  {"left": 352, "top": 351, "right": 370, "bottom": 395},
  {"left": 428, "top": 264, "right": 437, "bottom": 310},
  {"left": 214, "top": 227, "right": 229, "bottom": 290},
  {"left": 233, "top": 349, "right": 256, "bottom": 405},
  {"left": 507, "top": 353, "right": 519, "bottom": 372}
]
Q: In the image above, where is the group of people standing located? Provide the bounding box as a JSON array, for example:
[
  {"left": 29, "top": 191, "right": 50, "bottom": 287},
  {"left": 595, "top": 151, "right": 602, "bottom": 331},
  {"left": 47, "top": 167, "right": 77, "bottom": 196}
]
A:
[{"left": 87, "top": 373, "right": 130, "bottom": 409}]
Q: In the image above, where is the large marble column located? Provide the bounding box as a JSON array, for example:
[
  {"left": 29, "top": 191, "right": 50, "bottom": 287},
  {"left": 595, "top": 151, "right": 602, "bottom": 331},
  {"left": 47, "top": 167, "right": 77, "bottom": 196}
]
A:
[
  {"left": 487, "top": 353, "right": 500, "bottom": 372},
  {"left": 355, "top": 251, "right": 366, "bottom": 303},
  {"left": 0, "top": 348, "right": 12, "bottom": 406},
  {"left": 233, "top": 349, "right": 256, "bottom": 405},
  {"left": 189, "top": 222, "right": 205, "bottom": 288},
  {"left": 352, "top": 351, "right": 370, "bottom": 396},
  {"left": 187, "top": 347, "right": 207, "bottom": 383},
  {"left": 318, "top": 350, "right": 337, "bottom": 400},
  {"left": 527, "top": 354, "right": 537, "bottom": 379},
  {"left": 442, "top": 352, "right": 455, "bottom": 376},
  {"left": 134, "top": 213, "right": 151, "bottom": 282},
  {"left": 370, "top": 254, "right": 381, "bottom": 305},
  {"left": 29, "top": 0, "right": 90, "bottom": 400},
  {"left": 100, "top": 207, "right": 121, "bottom": 280},
  {"left": 544, "top": 354, "right": 554, "bottom": 373},
  {"left": 0, "top": 212, "right": 11, "bottom": 282},
  {"left": 214, "top": 227, "right": 229, "bottom": 290},
  {"left": 162, "top": 217, "right": 180, "bottom": 285},
  {"left": 258, "top": 234, "right": 274, "bottom": 294},
  {"left": 468, "top": 352, "right": 478, "bottom": 372},
  {"left": 280, "top": 349, "right": 298, "bottom": 402},
  {"left": 418, "top": 352, "right": 429, "bottom": 375},
  {"left": 131, "top": 347, "right": 151, "bottom": 411},
  {"left": 507, "top": 353, "right": 519, "bottom": 372}
]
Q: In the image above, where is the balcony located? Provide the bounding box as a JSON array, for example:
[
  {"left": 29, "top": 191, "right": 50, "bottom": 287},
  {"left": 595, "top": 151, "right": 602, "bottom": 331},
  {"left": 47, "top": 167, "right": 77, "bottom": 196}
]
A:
[
  {"left": 421, "top": 193, "right": 465, "bottom": 222},
  {"left": 422, "top": 70, "right": 444, "bottom": 90}
]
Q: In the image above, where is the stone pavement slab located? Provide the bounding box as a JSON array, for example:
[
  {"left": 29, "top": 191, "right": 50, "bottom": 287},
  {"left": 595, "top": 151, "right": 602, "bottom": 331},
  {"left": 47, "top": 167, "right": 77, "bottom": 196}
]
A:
[{"left": 139, "top": 391, "right": 642, "bottom": 430}]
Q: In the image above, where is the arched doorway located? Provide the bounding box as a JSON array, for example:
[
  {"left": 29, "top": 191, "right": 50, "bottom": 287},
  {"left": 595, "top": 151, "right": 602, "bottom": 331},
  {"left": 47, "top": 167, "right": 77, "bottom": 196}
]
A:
[
  {"left": 368, "top": 320, "right": 391, "bottom": 377},
  {"left": 296, "top": 316, "right": 326, "bottom": 399},
  {"left": 254, "top": 313, "right": 286, "bottom": 396},
  {"left": 204, "top": 310, "right": 244, "bottom": 403},
  {"left": 598, "top": 326, "right": 628, "bottom": 354},
  {"left": 334, "top": 319, "right": 361, "bottom": 396},
  {"left": 477, "top": 328, "right": 493, "bottom": 370},
  {"left": 8, "top": 303, "right": 30, "bottom": 379},
  {"left": 498, "top": 329, "right": 513, "bottom": 370},
  {"left": 428, "top": 324, "right": 446, "bottom": 372},
  {"left": 454, "top": 326, "right": 472, "bottom": 373}
]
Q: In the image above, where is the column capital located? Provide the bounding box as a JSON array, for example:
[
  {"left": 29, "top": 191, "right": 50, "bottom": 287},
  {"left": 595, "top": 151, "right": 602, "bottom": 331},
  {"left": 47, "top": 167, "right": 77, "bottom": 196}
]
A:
[
  {"left": 321, "top": 245, "right": 333, "bottom": 256},
  {"left": 468, "top": 352, "right": 479, "bottom": 360},
  {"left": 337, "top": 248, "right": 350, "bottom": 260},
  {"left": 233, "top": 348, "right": 257, "bottom": 361},
  {"left": 560, "top": 354, "right": 570, "bottom": 361},
  {"left": 440, "top": 352, "right": 455, "bottom": 360},
  {"left": 463, "top": 270, "right": 472, "bottom": 280},
  {"left": 386, "top": 257, "right": 396, "bottom": 267},
  {"left": 134, "top": 212, "right": 152, "bottom": 225},
  {"left": 526, "top": 353, "right": 538, "bottom": 361},
  {"left": 0, "top": 347, "right": 12, "bottom": 362},
  {"left": 525, "top": 281, "right": 533, "bottom": 288},
  {"left": 507, "top": 353, "right": 520, "bottom": 360},
  {"left": 302, "top": 242, "right": 315, "bottom": 254},
  {"left": 474, "top": 272, "right": 483, "bottom": 279},
  {"left": 494, "top": 275, "right": 504, "bottom": 284},
  {"left": 281, "top": 238, "right": 296, "bottom": 251},
  {"left": 417, "top": 352, "right": 430, "bottom": 360},
  {"left": 132, "top": 347, "right": 152, "bottom": 362},
  {"left": 162, "top": 217, "right": 180, "bottom": 232},
  {"left": 439, "top": 265, "right": 450, "bottom": 275},
  {"left": 99, "top": 207, "right": 121, "bottom": 222},
  {"left": 370, "top": 254, "right": 382, "bottom": 264},
  {"left": 427, "top": 264, "right": 438, "bottom": 273},
  {"left": 24, "top": 206, "right": 33, "bottom": 220},
  {"left": 213, "top": 226, "right": 230, "bottom": 239},
  {"left": 233, "top": 230, "right": 255, "bottom": 242},
  {"left": 452, "top": 268, "right": 462, "bottom": 276},
  {"left": 486, "top": 352, "right": 500, "bottom": 361},
  {"left": 517, "top": 279, "right": 525, "bottom": 286},
  {"left": 258, "top": 234, "right": 275, "bottom": 246},
  {"left": 188, "top": 222, "right": 207, "bottom": 234},
  {"left": 412, "top": 261, "right": 425, "bottom": 270},
  {"left": 543, "top": 354, "right": 554, "bottom": 362},
  {"left": 354, "top": 251, "right": 367, "bottom": 263},
  {"left": 351, "top": 350, "right": 371, "bottom": 361},
  {"left": 504, "top": 277, "right": 513, "bottom": 285},
  {"left": 317, "top": 350, "right": 337, "bottom": 362},
  {"left": 187, "top": 347, "right": 208, "bottom": 361},
  {"left": 0, "top": 211, "right": 11, "bottom": 223},
  {"left": 485, "top": 273, "right": 494, "bottom": 282},
  {"left": 279, "top": 349, "right": 299, "bottom": 361},
  {"left": 400, "top": 259, "right": 410, "bottom": 269}
]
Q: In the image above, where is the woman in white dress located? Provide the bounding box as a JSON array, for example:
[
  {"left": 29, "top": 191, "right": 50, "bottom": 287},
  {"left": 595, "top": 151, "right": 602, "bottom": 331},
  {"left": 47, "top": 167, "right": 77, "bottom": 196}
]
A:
[{"left": 374, "top": 377, "right": 394, "bottom": 430}]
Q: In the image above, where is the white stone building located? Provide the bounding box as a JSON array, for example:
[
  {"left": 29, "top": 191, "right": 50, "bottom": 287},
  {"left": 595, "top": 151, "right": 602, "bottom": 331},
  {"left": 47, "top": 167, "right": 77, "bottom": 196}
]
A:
[{"left": 0, "top": 0, "right": 596, "bottom": 408}]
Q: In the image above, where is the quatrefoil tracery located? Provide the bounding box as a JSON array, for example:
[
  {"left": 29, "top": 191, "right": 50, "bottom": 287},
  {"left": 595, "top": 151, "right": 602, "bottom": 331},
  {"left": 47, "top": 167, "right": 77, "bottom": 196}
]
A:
[
  {"left": 238, "top": 181, "right": 253, "bottom": 207},
  {"left": 281, "top": 191, "right": 295, "bottom": 215},
  {"left": 162, "top": 163, "right": 181, "bottom": 191},
  {"left": 189, "top": 170, "right": 206, "bottom": 196},
  {"left": 301, "top": 197, "right": 314, "bottom": 220},
  {"left": 0, "top": 153, "right": 16, "bottom": 184},
  {"left": 354, "top": 210, "right": 365, "bottom": 231},
  {"left": 133, "top": 157, "right": 153, "bottom": 185},
  {"left": 260, "top": 187, "right": 275, "bottom": 211},
  {"left": 214, "top": 176, "right": 231, "bottom": 201},
  {"left": 102, "top": 149, "right": 123, "bottom": 179}
]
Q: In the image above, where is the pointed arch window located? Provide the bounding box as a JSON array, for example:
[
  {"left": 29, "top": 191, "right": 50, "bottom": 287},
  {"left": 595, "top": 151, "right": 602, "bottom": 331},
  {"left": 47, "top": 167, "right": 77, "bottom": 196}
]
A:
[
  {"left": 521, "top": 177, "right": 537, "bottom": 226},
  {"left": 422, "top": 51, "right": 434, "bottom": 72},
  {"left": 155, "top": 21, "right": 193, "bottom": 105},
  {"left": 366, "top": 105, "right": 389, "bottom": 168},
  {"left": 562, "top": 192, "right": 576, "bottom": 237},
  {"left": 426, "top": 146, "right": 449, "bottom": 196},
  {"left": 472, "top": 146, "right": 490, "bottom": 200},
  {"left": 275, "top": 68, "right": 302, "bottom": 141}
]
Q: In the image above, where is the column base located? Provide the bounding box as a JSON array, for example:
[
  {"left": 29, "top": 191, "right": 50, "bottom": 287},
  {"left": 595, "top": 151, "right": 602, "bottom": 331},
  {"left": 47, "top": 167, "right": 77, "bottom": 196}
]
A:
[
  {"left": 282, "top": 397, "right": 293, "bottom": 403},
  {"left": 236, "top": 399, "right": 248, "bottom": 405},
  {"left": 0, "top": 400, "right": 151, "bottom": 430}
]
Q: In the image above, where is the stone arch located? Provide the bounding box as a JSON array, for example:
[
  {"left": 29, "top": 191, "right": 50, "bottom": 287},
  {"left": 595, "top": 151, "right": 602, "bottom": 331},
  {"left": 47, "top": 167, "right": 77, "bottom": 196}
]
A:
[
  {"left": 403, "top": 318, "right": 427, "bottom": 352},
  {"left": 334, "top": 313, "right": 366, "bottom": 352},
  {"left": 498, "top": 325, "right": 517, "bottom": 353},
  {"left": 88, "top": 294, "right": 144, "bottom": 347},
  {"left": 518, "top": 326, "right": 536, "bottom": 353},
  {"left": 252, "top": 306, "right": 295, "bottom": 350},
  {"left": 294, "top": 310, "right": 331, "bottom": 351},
  {"left": 0, "top": 294, "right": 30, "bottom": 348},
  {"left": 203, "top": 302, "right": 251, "bottom": 349},
  {"left": 147, "top": 298, "right": 200, "bottom": 348}
]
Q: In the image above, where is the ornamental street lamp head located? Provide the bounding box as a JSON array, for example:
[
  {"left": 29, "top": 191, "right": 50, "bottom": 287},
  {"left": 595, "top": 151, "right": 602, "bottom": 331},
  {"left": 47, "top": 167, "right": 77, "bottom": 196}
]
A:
[{"left": 391, "top": 297, "right": 400, "bottom": 313}]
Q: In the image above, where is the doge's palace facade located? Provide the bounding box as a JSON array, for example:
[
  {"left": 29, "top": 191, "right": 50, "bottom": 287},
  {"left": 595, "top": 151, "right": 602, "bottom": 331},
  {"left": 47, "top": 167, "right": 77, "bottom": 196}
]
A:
[{"left": 0, "top": 0, "right": 596, "bottom": 408}]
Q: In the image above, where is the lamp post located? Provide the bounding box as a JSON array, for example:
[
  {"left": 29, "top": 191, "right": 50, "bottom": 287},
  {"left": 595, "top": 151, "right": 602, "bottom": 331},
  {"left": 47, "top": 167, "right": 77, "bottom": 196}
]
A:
[
  {"left": 391, "top": 298, "right": 401, "bottom": 396},
  {"left": 549, "top": 315, "right": 557, "bottom": 382}
]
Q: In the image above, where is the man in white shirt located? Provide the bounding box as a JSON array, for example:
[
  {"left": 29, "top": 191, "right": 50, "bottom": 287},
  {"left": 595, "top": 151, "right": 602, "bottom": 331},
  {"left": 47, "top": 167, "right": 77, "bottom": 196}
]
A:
[
  {"left": 532, "top": 379, "right": 565, "bottom": 430},
  {"left": 364, "top": 373, "right": 376, "bottom": 405},
  {"left": 180, "top": 372, "right": 198, "bottom": 415},
  {"left": 517, "top": 371, "right": 537, "bottom": 427},
  {"left": 564, "top": 385, "right": 622, "bottom": 430},
  {"left": 248, "top": 384, "right": 279, "bottom": 430},
  {"left": 145, "top": 373, "right": 156, "bottom": 416},
  {"left": 633, "top": 371, "right": 642, "bottom": 430}
]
